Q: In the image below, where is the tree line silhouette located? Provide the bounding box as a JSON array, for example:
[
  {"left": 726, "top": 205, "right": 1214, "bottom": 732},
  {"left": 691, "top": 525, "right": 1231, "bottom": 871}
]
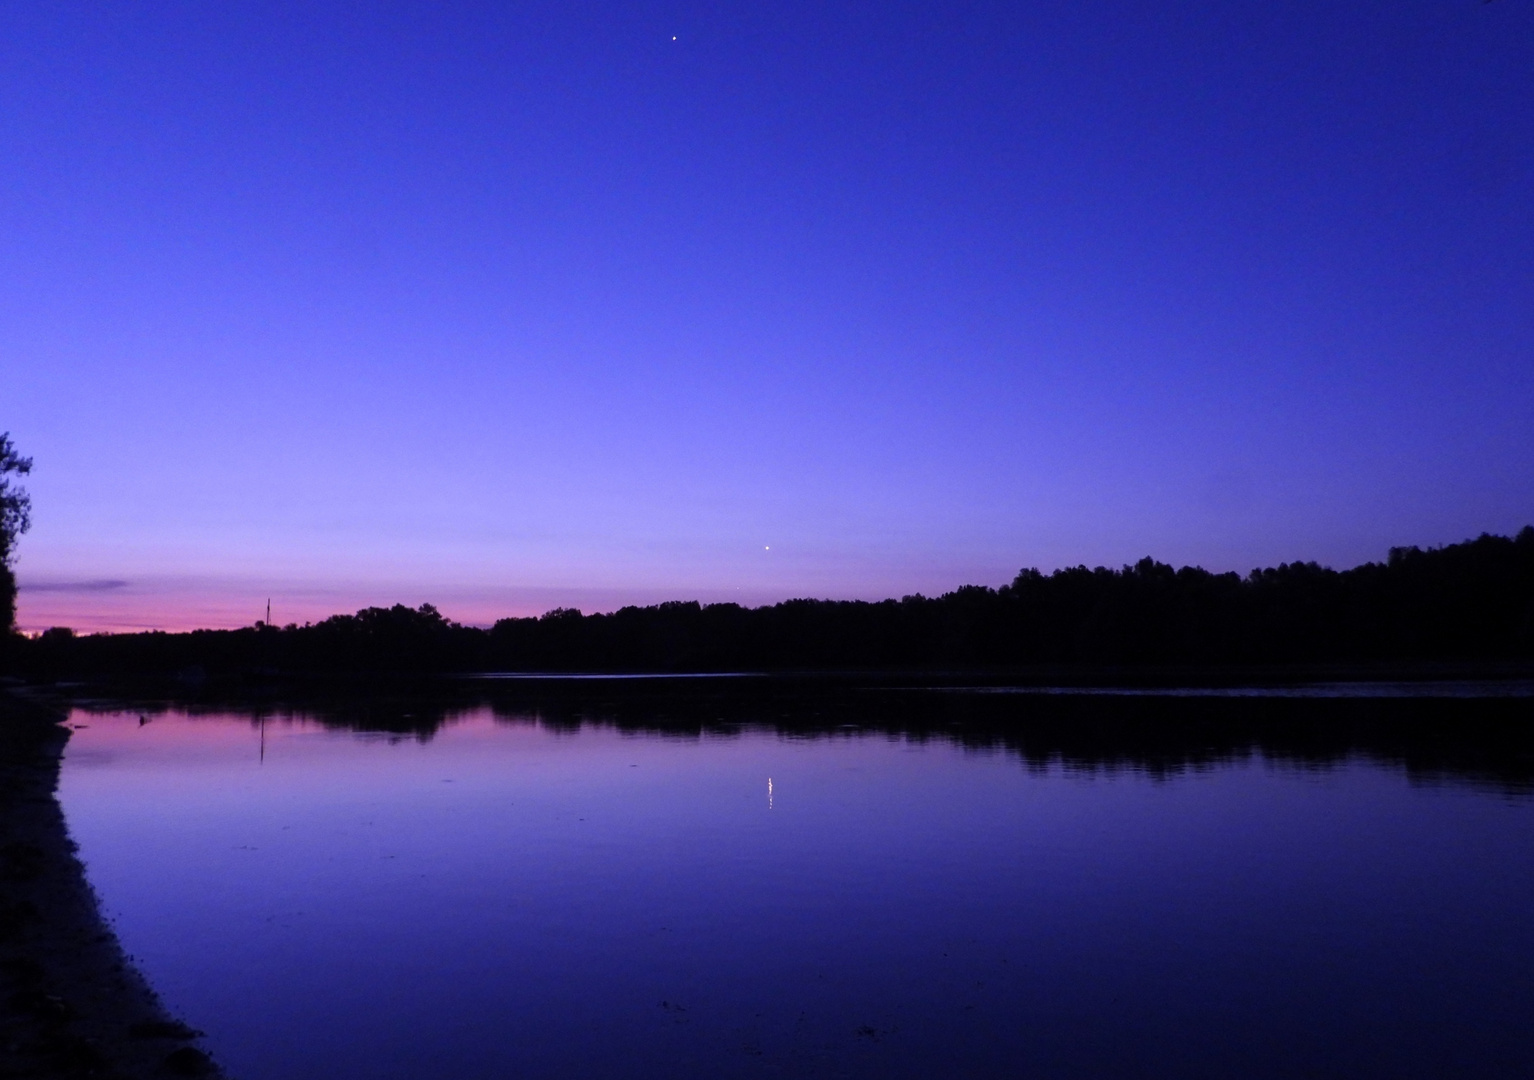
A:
[{"left": 10, "top": 527, "right": 1533, "bottom": 679}]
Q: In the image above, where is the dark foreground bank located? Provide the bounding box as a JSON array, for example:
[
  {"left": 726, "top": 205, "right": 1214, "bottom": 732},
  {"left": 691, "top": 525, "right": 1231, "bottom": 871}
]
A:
[{"left": 0, "top": 688, "right": 224, "bottom": 1079}]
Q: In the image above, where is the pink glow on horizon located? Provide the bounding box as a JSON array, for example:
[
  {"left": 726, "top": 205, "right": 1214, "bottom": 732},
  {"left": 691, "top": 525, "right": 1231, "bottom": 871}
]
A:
[{"left": 16, "top": 578, "right": 863, "bottom": 635}]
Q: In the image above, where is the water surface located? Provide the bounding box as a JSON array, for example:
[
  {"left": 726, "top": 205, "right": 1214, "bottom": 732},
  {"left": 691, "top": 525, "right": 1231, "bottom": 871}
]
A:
[{"left": 59, "top": 689, "right": 1534, "bottom": 1078}]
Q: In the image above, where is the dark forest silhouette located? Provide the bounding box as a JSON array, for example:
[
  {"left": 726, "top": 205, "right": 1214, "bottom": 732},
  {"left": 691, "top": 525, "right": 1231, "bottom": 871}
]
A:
[{"left": 11, "top": 526, "right": 1533, "bottom": 679}]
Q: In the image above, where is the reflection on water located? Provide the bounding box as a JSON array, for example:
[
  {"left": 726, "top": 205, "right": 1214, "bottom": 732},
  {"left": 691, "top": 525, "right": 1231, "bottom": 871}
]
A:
[{"left": 59, "top": 684, "right": 1534, "bottom": 1079}]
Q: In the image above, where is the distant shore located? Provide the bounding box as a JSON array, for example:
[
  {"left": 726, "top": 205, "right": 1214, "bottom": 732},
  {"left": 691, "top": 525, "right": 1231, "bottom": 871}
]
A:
[
  {"left": 0, "top": 687, "right": 223, "bottom": 1078},
  {"left": 13, "top": 526, "right": 1534, "bottom": 680},
  {"left": 24, "top": 656, "right": 1534, "bottom": 698}
]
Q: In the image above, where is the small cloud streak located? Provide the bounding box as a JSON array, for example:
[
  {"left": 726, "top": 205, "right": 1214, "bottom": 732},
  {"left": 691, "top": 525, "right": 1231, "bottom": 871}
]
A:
[{"left": 19, "top": 579, "right": 130, "bottom": 593}]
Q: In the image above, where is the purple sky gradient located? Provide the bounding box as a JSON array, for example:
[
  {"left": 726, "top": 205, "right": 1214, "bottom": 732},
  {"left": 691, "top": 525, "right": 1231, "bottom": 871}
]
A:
[{"left": 5, "top": 1, "right": 1533, "bottom": 631}]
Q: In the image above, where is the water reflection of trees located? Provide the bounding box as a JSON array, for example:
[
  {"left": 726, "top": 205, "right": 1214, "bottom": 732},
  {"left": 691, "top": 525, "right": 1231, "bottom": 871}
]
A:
[{"left": 89, "top": 679, "right": 1534, "bottom": 795}]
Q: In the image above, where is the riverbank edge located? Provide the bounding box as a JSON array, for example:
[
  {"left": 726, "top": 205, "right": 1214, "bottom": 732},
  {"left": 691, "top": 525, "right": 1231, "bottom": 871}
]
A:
[
  {"left": 32, "top": 657, "right": 1534, "bottom": 690},
  {"left": 0, "top": 687, "right": 226, "bottom": 1079}
]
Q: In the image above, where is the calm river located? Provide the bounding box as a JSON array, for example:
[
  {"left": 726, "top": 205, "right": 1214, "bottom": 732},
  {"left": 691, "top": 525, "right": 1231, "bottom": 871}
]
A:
[{"left": 58, "top": 683, "right": 1534, "bottom": 1078}]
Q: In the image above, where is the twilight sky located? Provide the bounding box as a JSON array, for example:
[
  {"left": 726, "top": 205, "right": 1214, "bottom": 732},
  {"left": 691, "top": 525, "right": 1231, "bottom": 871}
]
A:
[{"left": 4, "top": 1, "right": 1533, "bottom": 632}]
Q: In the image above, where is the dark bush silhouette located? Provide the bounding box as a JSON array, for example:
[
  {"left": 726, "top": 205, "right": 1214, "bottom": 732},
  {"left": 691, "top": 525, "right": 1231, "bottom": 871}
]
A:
[{"left": 10, "top": 527, "right": 1533, "bottom": 680}]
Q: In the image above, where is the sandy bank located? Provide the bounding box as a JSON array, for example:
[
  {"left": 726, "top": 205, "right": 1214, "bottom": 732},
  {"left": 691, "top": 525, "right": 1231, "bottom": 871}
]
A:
[{"left": 0, "top": 687, "right": 226, "bottom": 1079}]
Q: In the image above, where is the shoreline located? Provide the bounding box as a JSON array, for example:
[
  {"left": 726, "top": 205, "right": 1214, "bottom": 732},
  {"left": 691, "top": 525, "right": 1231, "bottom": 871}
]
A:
[{"left": 0, "top": 687, "right": 225, "bottom": 1078}]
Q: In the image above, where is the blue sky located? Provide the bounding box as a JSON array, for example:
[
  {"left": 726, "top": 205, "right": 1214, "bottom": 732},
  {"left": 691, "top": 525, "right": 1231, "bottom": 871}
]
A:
[{"left": 4, "top": 1, "right": 1533, "bottom": 630}]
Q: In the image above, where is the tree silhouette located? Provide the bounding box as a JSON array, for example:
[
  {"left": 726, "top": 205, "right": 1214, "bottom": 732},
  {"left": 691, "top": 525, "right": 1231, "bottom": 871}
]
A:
[{"left": 0, "top": 433, "right": 33, "bottom": 636}]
